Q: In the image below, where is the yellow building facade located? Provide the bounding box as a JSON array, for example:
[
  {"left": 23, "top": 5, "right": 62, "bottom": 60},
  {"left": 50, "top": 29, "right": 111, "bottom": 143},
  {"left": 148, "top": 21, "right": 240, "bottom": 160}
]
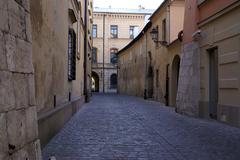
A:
[
  {"left": 118, "top": 0, "right": 185, "bottom": 107},
  {"left": 30, "top": 0, "right": 92, "bottom": 147},
  {"left": 92, "top": 8, "right": 153, "bottom": 93},
  {"left": 198, "top": 2, "right": 240, "bottom": 127}
]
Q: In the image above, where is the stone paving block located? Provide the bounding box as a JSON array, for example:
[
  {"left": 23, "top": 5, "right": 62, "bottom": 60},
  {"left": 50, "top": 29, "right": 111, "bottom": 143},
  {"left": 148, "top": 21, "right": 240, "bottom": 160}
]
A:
[
  {"left": 8, "top": 0, "right": 26, "bottom": 39},
  {"left": 0, "top": 113, "right": 8, "bottom": 160},
  {"left": 0, "top": 71, "right": 15, "bottom": 112},
  {"left": 42, "top": 94, "right": 240, "bottom": 160},
  {"left": 7, "top": 109, "right": 27, "bottom": 149},
  {"left": 0, "top": 1, "right": 9, "bottom": 32},
  {"left": 13, "top": 73, "right": 29, "bottom": 109}
]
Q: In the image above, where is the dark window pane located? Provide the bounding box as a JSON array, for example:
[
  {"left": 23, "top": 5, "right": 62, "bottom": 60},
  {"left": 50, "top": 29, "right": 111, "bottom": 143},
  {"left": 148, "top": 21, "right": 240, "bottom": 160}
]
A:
[
  {"left": 93, "top": 24, "right": 97, "bottom": 38},
  {"left": 68, "top": 28, "right": 76, "bottom": 81},
  {"left": 92, "top": 47, "right": 97, "bottom": 63},
  {"left": 110, "top": 48, "right": 118, "bottom": 64},
  {"left": 110, "top": 25, "right": 118, "bottom": 38},
  {"left": 110, "top": 74, "right": 117, "bottom": 89}
]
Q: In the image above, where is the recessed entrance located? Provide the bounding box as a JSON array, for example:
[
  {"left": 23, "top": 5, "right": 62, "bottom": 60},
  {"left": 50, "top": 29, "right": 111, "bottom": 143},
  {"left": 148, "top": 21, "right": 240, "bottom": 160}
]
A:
[
  {"left": 208, "top": 47, "right": 218, "bottom": 119},
  {"left": 92, "top": 71, "right": 100, "bottom": 92},
  {"left": 147, "top": 66, "right": 154, "bottom": 98},
  {"left": 171, "top": 55, "right": 180, "bottom": 107}
]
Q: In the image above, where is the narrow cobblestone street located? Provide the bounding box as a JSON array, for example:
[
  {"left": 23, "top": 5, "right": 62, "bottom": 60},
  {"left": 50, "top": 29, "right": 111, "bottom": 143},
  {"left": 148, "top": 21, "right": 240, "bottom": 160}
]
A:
[{"left": 43, "top": 94, "right": 240, "bottom": 160}]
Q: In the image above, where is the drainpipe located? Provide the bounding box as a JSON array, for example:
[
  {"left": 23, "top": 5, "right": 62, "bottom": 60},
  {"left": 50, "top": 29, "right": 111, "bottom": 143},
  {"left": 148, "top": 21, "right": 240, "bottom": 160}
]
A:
[
  {"left": 84, "top": 0, "right": 89, "bottom": 102},
  {"left": 102, "top": 14, "right": 106, "bottom": 93},
  {"left": 144, "top": 31, "right": 148, "bottom": 99}
]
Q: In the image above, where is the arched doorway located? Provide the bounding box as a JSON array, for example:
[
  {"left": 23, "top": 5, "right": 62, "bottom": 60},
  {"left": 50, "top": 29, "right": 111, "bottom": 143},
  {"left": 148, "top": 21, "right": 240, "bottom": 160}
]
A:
[
  {"left": 171, "top": 55, "right": 180, "bottom": 107},
  {"left": 92, "top": 71, "right": 99, "bottom": 92},
  {"left": 110, "top": 73, "right": 117, "bottom": 89},
  {"left": 147, "top": 66, "right": 154, "bottom": 98}
]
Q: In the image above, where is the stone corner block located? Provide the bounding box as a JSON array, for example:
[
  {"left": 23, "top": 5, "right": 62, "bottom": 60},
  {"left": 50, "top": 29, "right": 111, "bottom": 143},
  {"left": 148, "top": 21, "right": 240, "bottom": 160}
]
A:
[
  {"left": 0, "top": 32, "right": 7, "bottom": 70},
  {"left": 6, "top": 109, "right": 27, "bottom": 149},
  {"left": 13, "top": 73, "right": 29, "bottom": 109},
  {"left": 10, "top": 139, "right": 42, "bottom": 160},
  {"left": 8, "top": 0, "right": 26, "bottom": 40},
  {"left": 0, "top": 71, "right": 15, "bottom": 112},
  {"left": 0, "top": 1, "right": 9, "bottom": 32},
  {"left": 26, "top": 106, "right": 38, "bottom": 142},
  {"left": 0, "top": 113, "right": 8, "bottom": 159},
  {"left": 28, "top": 74, "right": 36, "bottom": 106}
]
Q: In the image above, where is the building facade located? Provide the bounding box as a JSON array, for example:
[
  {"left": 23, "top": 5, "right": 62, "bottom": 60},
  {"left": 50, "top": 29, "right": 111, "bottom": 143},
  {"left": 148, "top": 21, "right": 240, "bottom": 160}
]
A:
[
  {"left": 0, "top": 0, "right": 92, "bottom": 158},
  {"left": 30, "top": 0, "right": 93, "bottom": 148},
  {"left": 92, "top": 8, "right": 153, "bottom": 93},
  {"left": 117, "top": 0, "right": 185, "bottom": 107},
  {"left": 177, "top": 0, "right": 240, "bottom": 127},
  {"left": 0, "top": 0, "right": 41, "bottom": 159}
]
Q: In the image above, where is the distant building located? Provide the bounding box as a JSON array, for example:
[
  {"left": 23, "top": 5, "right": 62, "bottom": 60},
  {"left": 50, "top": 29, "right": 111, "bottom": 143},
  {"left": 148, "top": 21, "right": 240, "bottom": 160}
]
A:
[
  {"left": 92, "top": 7, "right": 154, "bottom": 93},
  {"left": 30, "top": 0, "right": 93, "bottom": 148}
]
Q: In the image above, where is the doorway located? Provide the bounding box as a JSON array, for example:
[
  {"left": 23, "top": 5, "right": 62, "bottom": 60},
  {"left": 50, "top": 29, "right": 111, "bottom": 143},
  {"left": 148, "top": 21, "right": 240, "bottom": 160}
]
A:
[
  {"left": 147, "top": 66, "right": 154, "bottom": 98},
  {"left": 171, "top": 55, "right": 180, "bottom": 107},
  {"left": 208, "top": 47, "right": 218, "bottom": 119},
  {"left": 92, "top": 71, "right": 100, "bottom": 92},
  {"left": 110, "top": 73, "right": 117, "bottom": 89}
]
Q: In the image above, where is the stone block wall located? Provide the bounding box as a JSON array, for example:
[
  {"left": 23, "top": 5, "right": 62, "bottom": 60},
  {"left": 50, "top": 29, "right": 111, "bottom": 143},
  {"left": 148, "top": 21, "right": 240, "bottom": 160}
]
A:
[
  {"left": 0, "top": 0, "right": 41, "bottom": 159},
  {"left": 176, "top": 42, "right": 200, "bottom": 116}
]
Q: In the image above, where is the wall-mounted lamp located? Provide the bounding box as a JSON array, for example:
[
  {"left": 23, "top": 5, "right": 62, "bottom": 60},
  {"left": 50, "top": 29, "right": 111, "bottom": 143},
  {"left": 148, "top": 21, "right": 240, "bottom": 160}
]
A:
[{"left": 150, "top": 27, "right": 168, "bottom": 46}]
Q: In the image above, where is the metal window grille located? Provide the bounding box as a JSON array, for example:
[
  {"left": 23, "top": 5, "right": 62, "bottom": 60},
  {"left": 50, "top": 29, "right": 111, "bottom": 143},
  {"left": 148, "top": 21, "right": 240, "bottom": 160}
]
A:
[
  {"left": 68, "top": 28, "right": 77, "bottom": 81},
  {"left": 92, "top": 47, "right": 97, "bottom": 63}
]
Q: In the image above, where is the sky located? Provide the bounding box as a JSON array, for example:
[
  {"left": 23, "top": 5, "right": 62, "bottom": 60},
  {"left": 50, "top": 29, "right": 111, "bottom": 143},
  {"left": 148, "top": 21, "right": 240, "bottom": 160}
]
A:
[{"left": 93, "top": 0, "right": 164, "bottom": 10}]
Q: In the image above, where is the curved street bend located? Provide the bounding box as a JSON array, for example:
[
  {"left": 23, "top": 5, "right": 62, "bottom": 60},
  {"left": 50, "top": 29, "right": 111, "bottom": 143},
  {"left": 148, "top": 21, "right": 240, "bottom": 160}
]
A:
[{"left": 43, "top": 94, "right": 240, "bottom": 160}]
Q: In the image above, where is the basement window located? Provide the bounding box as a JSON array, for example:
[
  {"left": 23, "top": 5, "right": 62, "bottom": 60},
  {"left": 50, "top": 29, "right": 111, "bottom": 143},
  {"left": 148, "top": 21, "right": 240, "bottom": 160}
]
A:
[{"left": 68, "top": 28, "right": 77, "bottom": 81}]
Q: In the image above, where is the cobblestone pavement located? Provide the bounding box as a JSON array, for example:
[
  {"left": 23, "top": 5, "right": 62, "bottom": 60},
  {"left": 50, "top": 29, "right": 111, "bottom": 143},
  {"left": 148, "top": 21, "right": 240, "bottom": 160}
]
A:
[{"left": 42, "top": 94, "right": 240, "bottom": 160}]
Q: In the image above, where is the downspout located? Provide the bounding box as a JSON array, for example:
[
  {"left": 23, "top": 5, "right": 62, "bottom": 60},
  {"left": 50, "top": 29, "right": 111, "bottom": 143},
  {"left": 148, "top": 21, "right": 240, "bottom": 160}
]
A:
[
  {"left": 144, "top": 30, "right": 148, "bottom": 99},
  {"left": 84, "top": 0, "right": 89, "bottom": 102},
  {"left": 102, "top": 14, "right": 106, "bottom": 93}
]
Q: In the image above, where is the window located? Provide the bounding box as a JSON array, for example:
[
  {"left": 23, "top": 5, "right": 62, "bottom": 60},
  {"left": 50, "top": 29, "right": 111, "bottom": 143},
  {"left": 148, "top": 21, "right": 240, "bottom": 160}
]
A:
[
  {"left": 68, "top": 28, "right": 77, "bottom": 81},
  {"left": 92, "top": 47, "right": 97, "bottom": 63},
  {"left": 129, "top": 26, "right": 139, "bottom": 39},
  {"left": 110, "top": 48, "right": 118, "bottom": 64},
  {"left": 110, "top": 74, "right": 117, "bottom": 89},
  {"left": 162, "top": 19, "right": 166, "bottom": 41},
  {"left": 129, "top": 26, "right": 134, "bottom": 39},
  {"left": 110, "top": 25, "right": 118, "bottom": 38},
  {"left": 92, "top": 24, "right": 97, "bottom": 38}
]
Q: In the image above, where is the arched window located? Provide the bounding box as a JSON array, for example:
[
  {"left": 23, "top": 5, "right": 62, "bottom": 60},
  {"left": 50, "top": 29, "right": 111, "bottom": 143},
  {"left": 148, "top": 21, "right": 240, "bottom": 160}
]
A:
[
  {"left": 110, "top": 48, "right": 118, "bottom": 64},
  {"left": 110, "top": 74, "right": 117, "bottom": 89}
]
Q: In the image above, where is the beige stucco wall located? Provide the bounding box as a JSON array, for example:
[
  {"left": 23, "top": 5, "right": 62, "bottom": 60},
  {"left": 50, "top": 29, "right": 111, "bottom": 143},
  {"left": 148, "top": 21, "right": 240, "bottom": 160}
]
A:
[
  {"left": 199, "top": 4, "right": 240, "bottom": 126},
  {"left": 118, "top": 0, "right": 184, "bottom": 106},
  {"left": 30, "top": 0, "right": 92, "bottom": 147},
  {"left": 30, "top": 0, "right": 85, "bottom": 114},
  {"left": 93, "top": 12, "right": 149, "bottom": 93}
]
